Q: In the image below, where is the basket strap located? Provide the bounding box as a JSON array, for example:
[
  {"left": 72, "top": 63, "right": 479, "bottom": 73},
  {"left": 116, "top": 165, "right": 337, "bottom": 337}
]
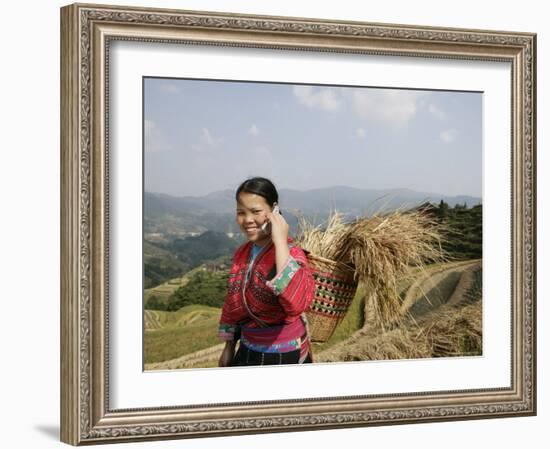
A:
[{"left": 242, "top": 246, "right": 270, "bottom": 328}]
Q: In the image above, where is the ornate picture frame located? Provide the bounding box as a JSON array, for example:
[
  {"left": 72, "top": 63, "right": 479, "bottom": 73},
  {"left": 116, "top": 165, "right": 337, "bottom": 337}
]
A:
[{"left": 60, "top": 3, "right": 536, "bottom": 445}]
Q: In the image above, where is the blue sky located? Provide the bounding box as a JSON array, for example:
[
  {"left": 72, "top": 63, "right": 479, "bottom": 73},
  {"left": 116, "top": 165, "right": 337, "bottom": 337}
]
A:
[{"left": 144, "top": 77, "right": 482, "bottom": 198}]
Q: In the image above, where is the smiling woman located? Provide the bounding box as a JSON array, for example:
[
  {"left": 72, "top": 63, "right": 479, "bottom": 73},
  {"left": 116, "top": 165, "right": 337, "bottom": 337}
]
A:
[{"left": 218, "top": 177, "right": 316, "bottom": 367}]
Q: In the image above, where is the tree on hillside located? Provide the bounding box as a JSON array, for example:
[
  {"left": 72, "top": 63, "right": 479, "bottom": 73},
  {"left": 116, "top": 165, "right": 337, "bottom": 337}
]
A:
[
  {"left": 438, "top": 203, "right": 482, "bottom": 260},
  {"left": 166, "top": 270, "right": 229, "bottom": 311},
  {"left": 145, "top": 294, "right": 167, "bottom": 311},
  {"left": 437, "top": 200, "right": 449, "bottom": 219}
]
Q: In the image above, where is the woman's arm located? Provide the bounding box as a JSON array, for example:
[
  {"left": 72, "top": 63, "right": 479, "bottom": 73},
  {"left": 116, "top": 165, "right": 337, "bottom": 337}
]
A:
[
  {"left": 218, "top": 340, "right": 237, "bottom": 367},
  {"left": 274, "top": 239, "right": 290, "bottom": 274},
  {"left": 266, "top": 246, "right": 316, "bottom": 317},
  {"left": 265, "top": 207, "right": 291, "bottom": 273}
]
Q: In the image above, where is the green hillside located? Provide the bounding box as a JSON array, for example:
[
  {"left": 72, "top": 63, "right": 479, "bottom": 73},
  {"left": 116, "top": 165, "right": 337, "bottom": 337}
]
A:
[
  {"left": 146, "top": 266, "right": 230, "bottom": 311},
  {"left": 166, "top": 269, "right": 229, "bottom": 311},
  {"left": 144, "top": 241, "right": 187, "bottom": 289},
  {"left": 144, "top": 231, "right": 238, "bottom": 289},
  {"left": 145, "top": 254, "right": 231, "bottom": 309},
  {"left": 144, "top": 304, "right": 222, "bottom": 364},
  {"left": 436, "top": 201, "right": 482, "bottom": 260}
]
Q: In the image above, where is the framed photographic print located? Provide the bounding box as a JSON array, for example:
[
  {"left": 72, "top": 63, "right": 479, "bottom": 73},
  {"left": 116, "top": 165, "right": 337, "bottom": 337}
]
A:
[
  {"left": 141, "top": 76, "right": 484, "bottom": 371},
  {"left": 60, "top": 3, "right": 537, "bottom": 445}
]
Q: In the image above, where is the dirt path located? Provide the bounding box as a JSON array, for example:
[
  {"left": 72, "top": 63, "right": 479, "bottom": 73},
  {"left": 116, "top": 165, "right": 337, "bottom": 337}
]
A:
[
  {"left": 446, "top": 261, "right": 481, "bottom": 307},
  {"left": 399, "top": 259, "right": 480, "bottom": 315}
]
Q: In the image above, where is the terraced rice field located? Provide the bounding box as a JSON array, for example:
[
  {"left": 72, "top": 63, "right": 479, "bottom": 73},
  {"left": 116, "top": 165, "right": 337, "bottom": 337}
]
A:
[
  {"left": 143, "top": 305, "right": 222, "bottom": 365},
  {"left": 144, "top": 310, "right": 164, "bottom": 330},
  {"left": 144, "top": 264, "right": 209, "bottom": 303},
  {"left": 144, "top": 259, "right": 482, "bottom": 370}
]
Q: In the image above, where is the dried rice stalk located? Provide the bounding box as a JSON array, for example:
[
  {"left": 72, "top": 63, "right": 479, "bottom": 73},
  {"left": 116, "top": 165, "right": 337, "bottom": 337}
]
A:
[
  {"left": 297, "top": 205, "right": 449, "bottom": 330},
  {"left": 317, "top": 301, "right": 482, "bottom": 362},
  {"left": 297, "top": 210, "right": 351, "bottom": 262}
]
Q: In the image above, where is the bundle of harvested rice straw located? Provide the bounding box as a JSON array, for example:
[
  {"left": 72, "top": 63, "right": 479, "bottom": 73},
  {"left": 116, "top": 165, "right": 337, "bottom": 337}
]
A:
[
  {"left": 297, "top": 205, "right": 448, "bottom": 342},
  {"left": 316, "top": 301, "right": 483, "bottom": 362}
]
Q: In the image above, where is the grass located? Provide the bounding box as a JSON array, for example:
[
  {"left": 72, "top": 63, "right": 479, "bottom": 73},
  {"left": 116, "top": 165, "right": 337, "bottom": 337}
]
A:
[
  {"left": 145, "top": 304, "right": 222, "bottom": 329},
  {"left": 143, "top": 304, "right": 221, "bottom": 364}
]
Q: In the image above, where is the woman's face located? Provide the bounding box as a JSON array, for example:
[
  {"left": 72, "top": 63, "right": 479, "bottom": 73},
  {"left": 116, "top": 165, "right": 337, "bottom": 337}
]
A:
[{"left": 236, "top": 192, "right": 272, "bottom": 246}]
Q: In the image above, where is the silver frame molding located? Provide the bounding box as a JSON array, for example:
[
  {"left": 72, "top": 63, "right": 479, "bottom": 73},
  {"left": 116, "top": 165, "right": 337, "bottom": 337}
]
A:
[{"left": 60, "top": 3, "right": 536, "bottom": 445}]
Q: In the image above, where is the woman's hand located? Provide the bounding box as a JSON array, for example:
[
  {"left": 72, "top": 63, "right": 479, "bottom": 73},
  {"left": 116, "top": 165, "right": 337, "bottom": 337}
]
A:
[
  {"left": 266, "top": 209, "right": 291, "bottom": 274},
  {"left": 266, "top": 209, "right": 289, "bottom": 248},
  {"left": 218, "top": 342, "right": 236, "bottom": 367}
]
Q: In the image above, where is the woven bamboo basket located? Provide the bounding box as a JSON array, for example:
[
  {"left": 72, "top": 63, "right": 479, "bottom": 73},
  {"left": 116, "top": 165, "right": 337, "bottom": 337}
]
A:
[{"left": 304, "top": 252, "right": 359, "bottom": 343}]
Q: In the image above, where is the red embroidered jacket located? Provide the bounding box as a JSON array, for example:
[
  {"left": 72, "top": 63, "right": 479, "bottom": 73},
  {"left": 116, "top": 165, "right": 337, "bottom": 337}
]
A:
[{"left": 218, "top": 238, "right": 315, "bottom": 342}]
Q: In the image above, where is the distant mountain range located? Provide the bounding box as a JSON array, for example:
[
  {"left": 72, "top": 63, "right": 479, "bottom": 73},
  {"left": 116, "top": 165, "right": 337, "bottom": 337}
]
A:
[{"left": 146, "top": 186, "right": 480, "bottom": 217}]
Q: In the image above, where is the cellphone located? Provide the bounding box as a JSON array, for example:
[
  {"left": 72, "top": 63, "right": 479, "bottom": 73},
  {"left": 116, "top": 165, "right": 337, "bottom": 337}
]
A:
[{"left": 260, "top": 204, "right": 279, "bottom": 234}]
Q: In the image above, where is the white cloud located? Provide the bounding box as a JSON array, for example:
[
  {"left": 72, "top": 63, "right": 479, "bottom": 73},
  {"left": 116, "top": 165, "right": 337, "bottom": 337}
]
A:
[
  {"left": 440, "top": 129, "right": 458, "bottom": 143},
  {"left": 144, "top": 119, "right": 170, "bottom": 152},
  {"left": 159, "top": 82, "right": 181, "bottom": 94},
  {"left": 192, "top": 127, "right": 224, "bottom": 152},
  {"left": 201, "top": 128, "right": 218, "bottom": 146},
  {"left": 356, "top": 128, "right": 367, "bottom": 140},
  {"left": 429, "top": 103, "right": 447, "bottom": 120},
  {"left": 293, "top": 86, "right": 341, "bottom": 111},
  {"left": 351, "top": 89, "right": 429, "bottom": 128},
  {"left": 248, "top": 124, "right": 259, "bottom": 136}
]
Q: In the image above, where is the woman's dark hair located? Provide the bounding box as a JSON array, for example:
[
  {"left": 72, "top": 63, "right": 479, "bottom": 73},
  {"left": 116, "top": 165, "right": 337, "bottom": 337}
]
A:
[{"left": 235, "top": 177, "right": 279, "bottom": 207}]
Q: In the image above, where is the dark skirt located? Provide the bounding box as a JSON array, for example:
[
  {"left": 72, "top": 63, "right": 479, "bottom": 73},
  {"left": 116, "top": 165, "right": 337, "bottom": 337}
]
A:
[{"left": 231, "top": 344, "right": 313, "bottom": 366}]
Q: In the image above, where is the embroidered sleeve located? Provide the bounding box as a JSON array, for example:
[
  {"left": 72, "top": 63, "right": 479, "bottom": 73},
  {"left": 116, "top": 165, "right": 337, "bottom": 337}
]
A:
[
  {"left": 266, "top": 256, "right": 301, "bottom": 295},
  {"left": 266, "top": 247, "right": 316, "bottom": 317},
  {"left": 218, "top": 323, "right": 240, "bottom": 341}
]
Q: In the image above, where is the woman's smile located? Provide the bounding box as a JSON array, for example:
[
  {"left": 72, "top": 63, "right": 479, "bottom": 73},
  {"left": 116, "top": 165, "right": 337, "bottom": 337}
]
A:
[{"left": 236, "top": 192, "right": 272, "bottom": 244}]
